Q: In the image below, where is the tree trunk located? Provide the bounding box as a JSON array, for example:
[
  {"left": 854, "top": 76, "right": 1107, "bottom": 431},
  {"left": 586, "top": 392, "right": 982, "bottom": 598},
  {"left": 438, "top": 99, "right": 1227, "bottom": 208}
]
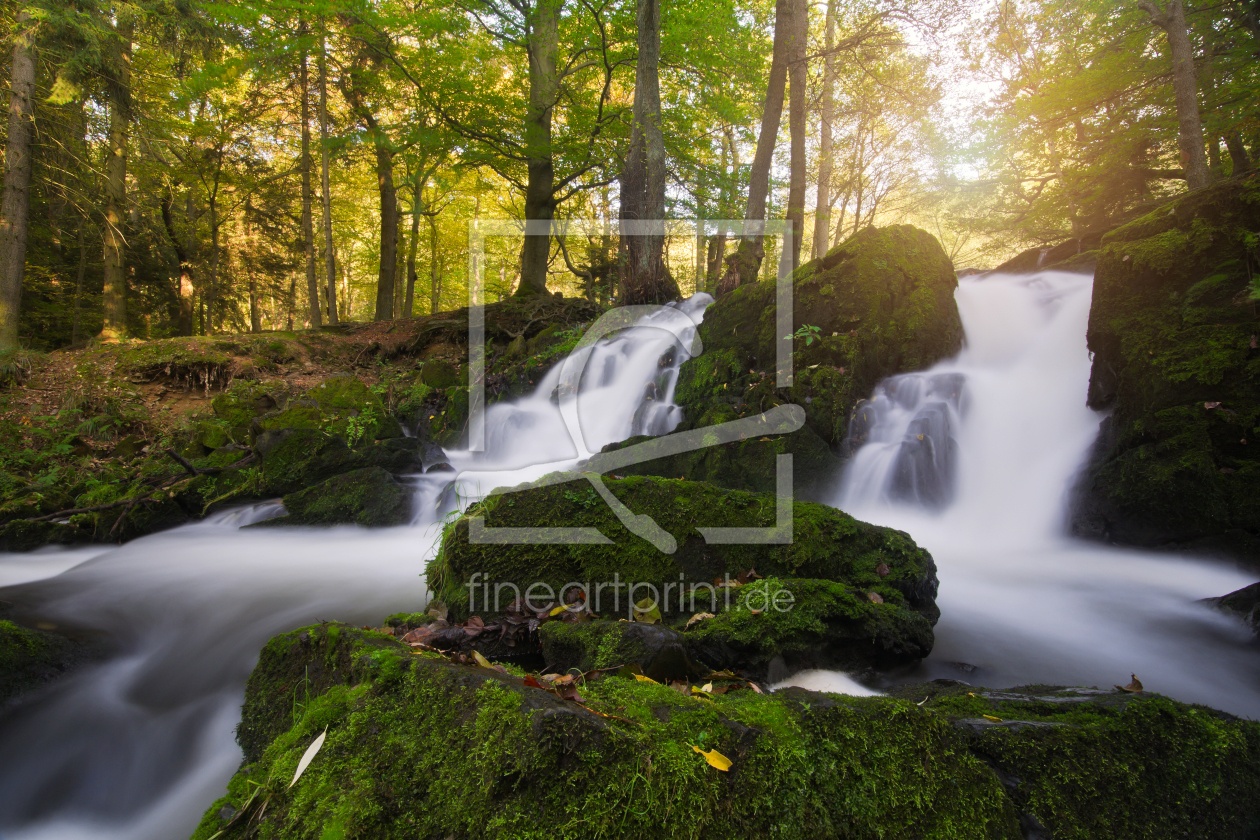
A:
[
  {"left": 100, "top": 13, "right": 134, "bottom": 341},
  {"left": 620, "top": 0, "right": 679, "bottom": 305},
  {"left": 159, "top": 190, "right": 195, "bottom": 336},
  {"left": 516, "top": 0, "right": 564, "bottom": 298},
  {"left": 725, "top": 0, "right": 792, "bottom": 292},
  {"left": 429, "top": 213, "right": 441, "bottom": 313},
  {"left": 812, "top": 0, "right": 838, "bottom": 261},
  {"left": 72, "top": 216, "right": 87, "bottom": 345},
  {"left": 208, "top": 197, "right": 220, "bottom": 332},
  {"left": 784, "top": 0, "right": 807, "bottom": 272},
  {"left": 1139, "top": 0, "right": 1211, "bottom": 190},
  {"left": 0, "top": 11, "right": 36, "bottom": 351},
  {"left": 1224, "top": 130, "right": 1253, "bottom": 173},
  {"left": 318, "top": 28, "right": 338, "bottom": 325},
  {"left": 404, "top": 169, "right": 423, "bottom": 318},
  {"left": 246, "top": 197, "right": 261, "bottom": 333},
  {"left": 370, "top": 133, "right": 399, "bottom": 320},
  {"left": 300, "top": 31, "right": 322, "bottom": 328}
]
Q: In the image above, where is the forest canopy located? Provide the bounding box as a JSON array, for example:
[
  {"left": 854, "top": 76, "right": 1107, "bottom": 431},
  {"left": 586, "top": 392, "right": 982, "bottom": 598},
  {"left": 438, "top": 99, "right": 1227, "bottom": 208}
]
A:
[{"left": 0, "top": 0, "right": 1254, "bottom": 351}]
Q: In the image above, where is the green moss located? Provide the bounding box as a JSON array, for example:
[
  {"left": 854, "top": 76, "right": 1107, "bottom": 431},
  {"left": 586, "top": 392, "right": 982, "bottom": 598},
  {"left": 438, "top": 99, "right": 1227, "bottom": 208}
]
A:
[
  {"left": 269, "top": 467, "right": 411, "bottom": 528},
  {"left": 0, "top": 619, "right": 77, "bottom": 703},
  {"left": 193, "top": 625, "right": 1022, "bottom": 840},
  {"left": 1076, "top": 178, "right": 1260, "bottom": 555}
]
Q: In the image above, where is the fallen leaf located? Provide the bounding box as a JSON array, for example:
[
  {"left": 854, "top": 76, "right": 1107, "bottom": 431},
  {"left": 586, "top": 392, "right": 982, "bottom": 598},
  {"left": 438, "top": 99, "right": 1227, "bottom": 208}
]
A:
[
  {"left": 632, "top": 598, "right": 661, "bottom": 624},
  {"left": 462, "top": 616, "right": 485, "bottom": 637},
  {"left": 1116, "top": 673, "right": 1143, "bottom": 693},
  {"left": 691, "top": 745, "right": 733, "bottom": 772},
  {"left": 685, "top": 612, "right": 715, "bottom": 630},
  {"left": 916, "top": 696, "right": 929, "bottom": 706},
  {"left": 289, "top": 729, "right": 327, "bottom": 788},
  {"left": 1205, "top": 401, "right": 1222, "bottom": 410},
  {"left": 523, "top": 675, "right": 545, "bottom": 689},
  {"left": 867, "top": 592, "right": 884, "bottom": 604},
  {"left": 549, "top": 605, "right": 568, "bottom": 617},
  {"left": 701, "top": 682, "right": 714, "bottom": 693},
  {"left": 472, "top": 650, "right": 495, "bottom": 669},
  {"left": 875, "top": 563, "right": 891, "bottom": 578},
  {"left": 748, "top": 608, "right": 763, "bottom": 615},
  {"left": 982, "top": 714, "right": 1003, "bottom": 722},
  {"left": 426, "top": 600, "right": 449, "bottom": 621},
  {"left": 633, "top": 673, "right": 659, "bottom": 685}
]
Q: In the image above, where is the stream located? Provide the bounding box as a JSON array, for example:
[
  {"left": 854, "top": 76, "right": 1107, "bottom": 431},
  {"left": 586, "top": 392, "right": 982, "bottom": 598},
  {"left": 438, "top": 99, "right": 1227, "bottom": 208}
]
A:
[{"left": 1, "top": 274, "right": 1257, "bottom": 840}]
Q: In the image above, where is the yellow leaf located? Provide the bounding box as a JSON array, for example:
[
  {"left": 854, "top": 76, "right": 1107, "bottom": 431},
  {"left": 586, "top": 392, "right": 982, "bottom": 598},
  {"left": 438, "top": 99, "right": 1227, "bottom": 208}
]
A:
[
  {"left": 690, "top": 686, "right": 713, "bottom": 701},
  {"left": 701, "top": 682, "right": 714, "bottom": 693},
  {"left": 472, "top": 650, "right": 494, "bottom": 669},
  {"left": 633, "top": 674, "right": 659, "bottom": 685},
  {"left": 549, "top": 605, "right": 567, "bottom": 616},
  {"left": 982, "top": 714, "right": 1003, "bottom": 722},
  {"left": 690, "top": 745, "right": 732, "bottom": 771}
]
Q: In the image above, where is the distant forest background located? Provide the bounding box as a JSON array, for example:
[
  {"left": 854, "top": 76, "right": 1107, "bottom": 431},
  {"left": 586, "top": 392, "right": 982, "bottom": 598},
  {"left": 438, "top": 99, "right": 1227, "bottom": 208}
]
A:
[{"left": 0, "top": 0, "right": 1256, "bottom": 349}]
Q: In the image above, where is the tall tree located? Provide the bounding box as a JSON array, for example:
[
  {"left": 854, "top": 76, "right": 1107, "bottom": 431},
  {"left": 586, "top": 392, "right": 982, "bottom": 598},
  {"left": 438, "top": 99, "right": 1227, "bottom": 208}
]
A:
[
  {"left": 1139, "top": 0, "right": 1211, "bottom": 190},
  {"left": 100, "top": 12, "right": 134, "bottom": 341},
  {"left": 784, "top": 0, "right": 807, "bottom": 272},
  {"left": 812, "top": 0, "right": 839, "bottom": 262},
  {"left": 300, "top": 22, "right": 321, "bottom": 327},
  {"left": 318, "top": 27, "right": 338, "bottom": 324},
  {"left": 0, "top": 11, "right": 37, "bottom": 351},
  {"left": 619, "top": 0, "right": 678, "bottom": 305},
  {"left": 722, "top": 0, "right": 792, "bottom": 293}
]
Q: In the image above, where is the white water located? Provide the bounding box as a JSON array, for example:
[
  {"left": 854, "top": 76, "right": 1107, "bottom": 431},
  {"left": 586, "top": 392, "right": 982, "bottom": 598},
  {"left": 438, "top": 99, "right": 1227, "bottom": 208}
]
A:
[
  {"left": 787, "top": 272, "right": 1260, "bottom": 713},
  {"left": 0, "top": 297, "right": 709, "bottom": 840},
  {"left": 2, "top": 276, "right": 1258, "bottom": 838}
]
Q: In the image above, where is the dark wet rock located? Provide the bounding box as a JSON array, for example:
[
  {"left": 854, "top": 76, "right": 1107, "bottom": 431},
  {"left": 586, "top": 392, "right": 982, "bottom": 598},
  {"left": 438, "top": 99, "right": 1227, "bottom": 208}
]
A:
[
  {"left": 0, "top": 520, "right": 83, "bottom": 552},
  {"left": 1071, "top": 178, "right": 1260, "bottom": 566},
  {"left": 265, "top": 467, "right": 411, "bottom": 528},
  {"left": 0, "top": 620, "right": 80, "bottom": 705},
  {"left": 540, "top": 620, "right": 707, "bottom": 682},
  {"left": 1201, "top": 581, "right": 1260, "bottom": 634}
]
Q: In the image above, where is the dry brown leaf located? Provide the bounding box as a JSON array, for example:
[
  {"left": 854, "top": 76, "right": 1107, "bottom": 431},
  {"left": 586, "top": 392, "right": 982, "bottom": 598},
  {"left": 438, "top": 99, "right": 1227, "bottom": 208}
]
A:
[{"left": 1116, "top": 673, "right": 1143, "bottom": 693}]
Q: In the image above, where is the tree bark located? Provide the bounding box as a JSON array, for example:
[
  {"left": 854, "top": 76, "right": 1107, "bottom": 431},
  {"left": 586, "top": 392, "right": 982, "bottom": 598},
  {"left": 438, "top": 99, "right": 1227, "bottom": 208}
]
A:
[
  {"left": 72, "top": 217, "right": 87, "bottom": 345},
  {"left": 300, "top": 29, "right": 321, "bottom": 328},
  {"left": 428, "top": 213, "right": 441, "bottom": 313},
  {"left": 318, "top": 28, "right": 338, "bottom": 324},
  {"left": 404, "top": 169, "right": 423, "bottom": 318},
  {"left": 159, "top": 189, "right": 195, "bottom": 336},
  {"left": 1139, "top": 0, "right": 1211, "bottom": 190},
  {"left": 812, "top": 0, "right": 838, "bottom": 261},
  {"left": 516, "top": 0, "right": 564, "bottom": 298},
  {"left": 724, "top": 0, "right": 792, "bottom": 293},
  {"left": 1223, "top": 130, "right": 1253, "bottom": 173},
  {"left": 619, "top": 0, "right": 679, "bottom": 305},
  {"left": 784, "top": 0, "right": 807, "bottom": 272},
  {"left": 0, "top": 11, "right": 36, "bottom": 351},
  {"left": 246, "top": 197, "right": 261, "bottom": 333},
  {"left": 100, "top": 13, "right": 134, "bottom": 341}
]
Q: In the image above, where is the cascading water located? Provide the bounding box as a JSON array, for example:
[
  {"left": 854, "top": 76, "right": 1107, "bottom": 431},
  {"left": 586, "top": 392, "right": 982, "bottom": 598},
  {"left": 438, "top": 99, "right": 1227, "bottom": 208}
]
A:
[
  {"left": 0, "top": 295, "right": 710, "bottom": 840},
  {"left": 794, "top": 271, "right": 1260, "bottom": 716}
]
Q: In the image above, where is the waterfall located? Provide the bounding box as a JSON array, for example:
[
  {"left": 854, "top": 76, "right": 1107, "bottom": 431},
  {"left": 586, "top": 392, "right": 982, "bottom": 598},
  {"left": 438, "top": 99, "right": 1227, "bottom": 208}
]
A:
[
  {"left": 788, "top": 272, "right": 1260, "bottom": 716},
  {"left": 0, "top": 296, "right": 710, "bottom": 840}
]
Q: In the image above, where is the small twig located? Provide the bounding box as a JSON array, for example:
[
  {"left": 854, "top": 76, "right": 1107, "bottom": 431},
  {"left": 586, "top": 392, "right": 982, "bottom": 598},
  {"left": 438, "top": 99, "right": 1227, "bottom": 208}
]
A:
[{"left": 165, "top": 447, "right": 201, "bottom": 476}]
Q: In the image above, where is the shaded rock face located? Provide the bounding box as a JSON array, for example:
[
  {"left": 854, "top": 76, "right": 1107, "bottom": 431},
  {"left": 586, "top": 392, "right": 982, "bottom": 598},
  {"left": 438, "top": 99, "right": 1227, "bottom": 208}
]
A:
[
  {"left": 1202, "top": 581, "right": 1260, "bottom": 634},
  {"left": 659, "top": 225, "right": 961, "bottom": 497},
  {"left": 192, "top": 623, "right": 1260, "bottom": 840},
  {"left": 0, "top": 619, "right": 79, "bottom": 705},
  {"left": 267, "top": 467, "right": 411, "bottom": 528},
  {"left": 427, "top": 474, "right": 940, "bottom": 678},
  {"left": 1072, "top": 178, "right": 1260, "bottom": 565}
]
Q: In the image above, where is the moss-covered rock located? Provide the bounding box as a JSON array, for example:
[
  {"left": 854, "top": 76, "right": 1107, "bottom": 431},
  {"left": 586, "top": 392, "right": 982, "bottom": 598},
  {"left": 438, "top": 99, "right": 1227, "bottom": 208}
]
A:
[
  {"left": 0, "top": 619, "right": 79, "bottom": 704},
  {"left": 666, "top": 225, "right": 960, "bottom": 496},
  {"left": 1073, "top": 177, "right": 1260, "bottom": 564},
  {"left": 193, "top": 624, "right": 1260, "bottom": 840},
  {"left": 428, "top": 475, "right": 939, "bottom": 664},
  {"left": 194, "top": 624, "right": 1021, "bottom": 840},
  {"left": 256, "top": 429, "right": 423, "bottom": 498},
  {"left": 269, "top": 467, "right": 411, "bottom": 528},
  {"left": 539, "top": 620, "right": 708, "bottom": 682},
  {"left": 0, "top": 519, "right": 82, "bottom": 552}
]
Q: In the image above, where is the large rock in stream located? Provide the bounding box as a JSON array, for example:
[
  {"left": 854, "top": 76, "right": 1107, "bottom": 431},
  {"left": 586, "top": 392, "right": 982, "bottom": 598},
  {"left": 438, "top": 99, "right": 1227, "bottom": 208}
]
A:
[
  {"left": 191, "top": 622, "right": 1260, "bottom": 840},
  {"left": 1072, "top": 177, "right": 1260, "bottom": 565},
  {"left": 618, "top": 224, "right": 963, "bottom": 499}
]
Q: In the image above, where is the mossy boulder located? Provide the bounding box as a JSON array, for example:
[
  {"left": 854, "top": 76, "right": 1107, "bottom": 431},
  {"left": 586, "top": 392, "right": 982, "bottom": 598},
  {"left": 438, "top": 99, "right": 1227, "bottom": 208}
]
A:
[
  {"left": 539, "top": 620, "right": 708, "bottom": 682},
  {"left": 1073, "top": 177, "right": 1260, "bottom": 563},
  {"left": 668, "top": 225, "right": 961, "bottom": 496},
  {"left": 268, "top": 467, "right": 411, "bottom": 528},
  {"left": 0, "top": 519, "right": 82, "bottom": 552},
  {"left": 192, "top": 623, "right": 1260, "bottom": 840},
  {"left": 428, "top": 475, "right": 939, "bottom": 667},
  {"left": 418, "top": 359, "right": 461, "bottom": 389},
  {"left": 211, "top": 380, "right": 287, "bottom": 435},
  {"left": 256, "top": 429, "right": 424, "bottom": 497},
  {"left": 0, "top": 619, "right": 79, "bottom": 704}
]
